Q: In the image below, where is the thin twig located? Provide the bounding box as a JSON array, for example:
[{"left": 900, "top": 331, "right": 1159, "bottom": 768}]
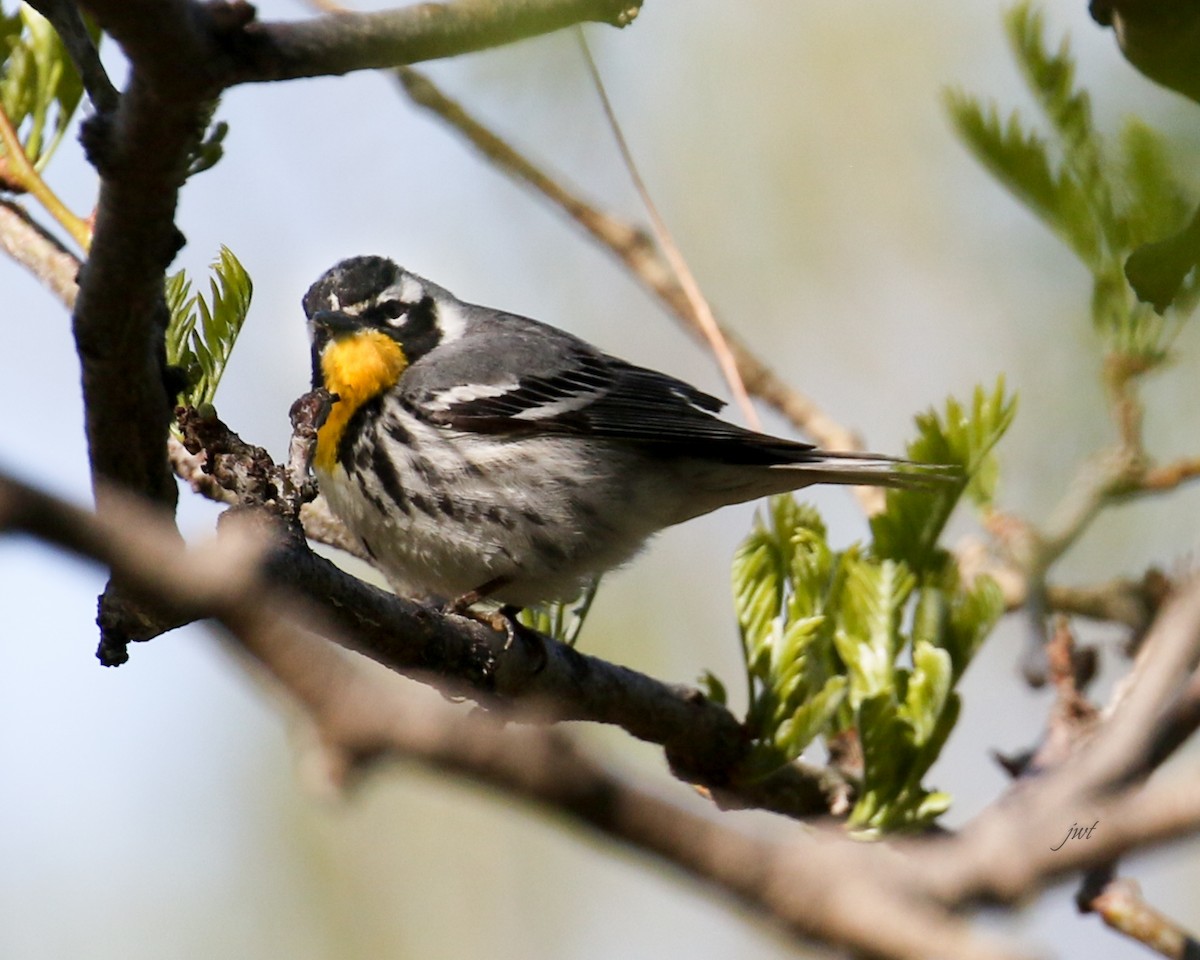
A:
[
  {"left": 1082, "top": 876, "right": 1200, "bottom": 959},
  {"left": 0, "top": 103, "right": 92, "bottom": 250},
  {"left": 24, "top": 0, "right": 120, "bottom": 113},
  {"left": 574, "top": 27, "right": 759, "bottom": 429},
  {"left": 0, "top": 200, "right": 81, "bottom": 306},
  {"left": 1138, "top": 456, "right": 1200, "bottom": 492},
  {"left": 914, "top": 576, "right": 1200, "bottom": 904},
  {"left": 394, "top": 67, "right": 872, "bottom": 463}
]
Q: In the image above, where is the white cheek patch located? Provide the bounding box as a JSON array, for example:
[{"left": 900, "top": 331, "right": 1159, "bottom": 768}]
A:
[
  {"left": 426, "top": 381, "right": 520, "bottom": 412},
  {"left": 432, "top": 299, "right": 468, "bottom": 344}
]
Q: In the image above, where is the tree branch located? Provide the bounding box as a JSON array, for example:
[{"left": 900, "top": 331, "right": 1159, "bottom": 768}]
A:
[
  {"left": 10, "top": 462, "right": 1200, "bottom": 960},
  {"left": 0, "top": 200, "right": 80, "bottom": 307},
  {"left": 235, "top": 0, "right": 642, "bottom": 83},
  {"left": 0, "top": 465, "right": 1033, "bottom": 960},
  {"left": 71, "top": 2, "right": 211, "bottom": 511},
  {"left": 1081, "top": 876, "right": 1200, "bottom": 959},
  {"left": 24, "top": 0, "right": 120, "bottom": 113},
  {"left": 67, "top": 0, "right": 646, "bottom": 654},
  {"left": 249, "top": 513, "right": 855, "bottom": 818},
  {"left": 912, "top": 575, "right": 1200, "bottom": 904}
]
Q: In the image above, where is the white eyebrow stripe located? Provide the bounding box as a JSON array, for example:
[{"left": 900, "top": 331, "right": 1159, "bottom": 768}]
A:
[
  {"left": 398, "top": 276, "right": 426, "bottom": 303},
  {"left": 426, "top": 381, "right": 520, "bottom": 411}
]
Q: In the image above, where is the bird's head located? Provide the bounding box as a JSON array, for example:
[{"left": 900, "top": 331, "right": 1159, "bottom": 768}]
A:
[{"left": 302, "top": 256, "right": 464, "bottom": 471}]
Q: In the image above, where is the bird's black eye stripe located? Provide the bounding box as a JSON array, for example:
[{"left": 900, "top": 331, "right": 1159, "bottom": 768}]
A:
[
  {"left": 357, "top": 295, "right": 440, "bottom": 360},
  {"left": 361, "top": 299, "right": 407, "bottom": 324},
  {"left": 394, "top": 295, "right": 441, "bottom": 361}
]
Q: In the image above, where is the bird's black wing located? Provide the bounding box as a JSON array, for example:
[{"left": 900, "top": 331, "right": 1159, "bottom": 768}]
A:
[{"left": 400, "top": 312, "right": 819, "bottom": 465}]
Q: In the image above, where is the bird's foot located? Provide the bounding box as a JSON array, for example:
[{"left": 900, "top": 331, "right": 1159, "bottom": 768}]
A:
[{"left": 443, "top": 584, "right": 547, "bottom": 674}]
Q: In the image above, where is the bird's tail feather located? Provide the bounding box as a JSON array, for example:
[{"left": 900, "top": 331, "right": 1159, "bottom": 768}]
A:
[{"left": 780, "top": 452, "right": 960, "bottom": 490}]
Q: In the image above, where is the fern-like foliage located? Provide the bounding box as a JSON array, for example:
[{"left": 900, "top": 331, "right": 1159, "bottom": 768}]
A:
[
  {"left": 945, "top": 94, "right": 1099, "bottom": 265},
  {"left": 728, "top": 382, "right": 1013, "bottom": 832},
  {"left": 1007, "top": 4, "right": 1116, "bottom": 251},
  {"left": 0, "top": 3, "right": 93, "bottom": 170},
  {"left": 165, "top": 246, "right": 252, "bottom": 411},
  {"left": 871, "top": 379, "right": 1015, "bottom": 574},
  {"left": 945, "top": 1, "right": 1198, "bottom": 359},
  {"left": 731, "top": 498, "right": 848, "bottom": 779}
]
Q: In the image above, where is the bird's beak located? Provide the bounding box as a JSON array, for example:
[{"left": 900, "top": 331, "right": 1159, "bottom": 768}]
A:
[{"left": 308, "top": 309, "right": 360, "bottom": 335}]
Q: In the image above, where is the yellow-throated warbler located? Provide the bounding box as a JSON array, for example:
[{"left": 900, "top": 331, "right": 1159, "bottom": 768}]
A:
[{"left": 304, "top": 256, "right": 944, "bottom": 608}]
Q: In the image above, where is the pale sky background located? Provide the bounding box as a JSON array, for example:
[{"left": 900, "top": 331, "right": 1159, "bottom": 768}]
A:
[{"left": 3, "top": 2, "right": 1200, "bottom": 958}]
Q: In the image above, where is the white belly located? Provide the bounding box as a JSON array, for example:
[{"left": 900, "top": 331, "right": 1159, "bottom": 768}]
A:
[{"left": 316, "top": 414, "right": 682, "bottom": 607}]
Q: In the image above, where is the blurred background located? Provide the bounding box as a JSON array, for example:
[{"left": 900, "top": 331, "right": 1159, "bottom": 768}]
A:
[{"left": 3, "top": 1, "right": 1199, "bottom": 957}]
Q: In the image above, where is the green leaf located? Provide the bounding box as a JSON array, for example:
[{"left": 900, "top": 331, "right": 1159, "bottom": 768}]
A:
[
  {"left": 850, "top": 685, "right": 960, "bottom": 833},
  {"left": 899, "top": 641, "right": 952, "bottom": 745},
  {"left": 834, "top": 556, "right": 915, "bottom": 707},
  {"left": 1119, "top": 118, "right": 1192, "bottom": 244},
  {"left": 188, "top": 118, "right": 228, "bottom": 177},
  {"left": 698, "top": 670, "right": 727, "bottom": 707},
  {"left": 0, "top": 4, "right": 95, "bottom": 170},
  {"left": 944, "top": 574, "right": 1005, "bottom": 679},
  {"left": 775, "top": 674, "right": 846, "bottom": 760},
  {"left": 1006, "top": 1, "right": 1117, "bottom": 250},
  {"left": 949, "top": 3, "right": 1198, "bottom": 362},
  {"left": 915, "top": 790, "right": 954, "bottom": 822},
  {"left": 871, "top": 378, "right": 1016, "bottom": 572},
  {"left": 945, "top": 91, "right": 1100, "bottom": 266},
  {"left": 729, "top": 386, "right": 1012, "bottom": 814},
  {"left": 733, "top": 498, "right": 849, "bottom": 771},
  {"left": 732, "top": 527, "right": 787, "bottom": 669},
  {"left": 164, "top": 246, "right": 252, "bottom": 409},
  {"left": 849, "top": 693, "right": 910, "bottom": 829}
]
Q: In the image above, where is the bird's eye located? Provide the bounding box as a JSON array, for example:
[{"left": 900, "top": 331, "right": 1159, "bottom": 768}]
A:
[
  {"left": 380, "top": 299, "right": 405, "bottom": 320},
  {"left": 362, "top": 299, "right": 407, "bottom": 325}
]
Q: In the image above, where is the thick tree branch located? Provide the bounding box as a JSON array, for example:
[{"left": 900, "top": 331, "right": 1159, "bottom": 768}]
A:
[
  {"left": 66, "top": 0, "right": 645, "bottom": 654},
  {"left": 71, "top": 4, "right": 213, "bottom": 511},
  {"left": 79, "top": 0, "right": 641, "bottom": 92},
  {"left": 0, "top": 466, "right": 1036, "bottom": 960},
  {"left": 9, "top": 465, "right": 1200, "bottom": 960},
  {"left": 236, "top": 0, "right": 641, "bottom": 83},
  {"left": 263, "top": 526, "right": 855, "bottom": 818},
  {"left": 219, "top": 627, "right": 1042, "bottom": 960},
  {"left": 912, "top": 575, "right": 1200, "bottom": 904}
]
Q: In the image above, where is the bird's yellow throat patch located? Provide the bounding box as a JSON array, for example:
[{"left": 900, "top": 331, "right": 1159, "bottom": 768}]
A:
[{"left": 314, "top": 330, "right": 408, "bottom": 473}]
